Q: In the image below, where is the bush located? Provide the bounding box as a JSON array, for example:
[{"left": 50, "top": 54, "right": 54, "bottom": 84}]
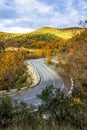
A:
[
  {"left": 15, "top": 73, "right": 27, "bottom": 90},
  {"left": 0, "top": 96, "right": 14, "bottom": 127},
  {"left": 37, "top": 85, "right": 87, "bottom": 129}
]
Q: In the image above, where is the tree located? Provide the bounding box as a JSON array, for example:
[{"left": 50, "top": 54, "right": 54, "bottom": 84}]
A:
[
  {"left": 0, "top": 96, "right": 14, "bottom": 126},
  {"left": 37, "top": 85, "right": 87, "bottom": 129},
  {"left": 78, "top": 20, "right": 87, "bottom": 28},
  {"left": 0, "top": 41, "right": 5, "bottom": 52},
  {"left": 0, "top": 51, "right": 27, "bottom": 90}
]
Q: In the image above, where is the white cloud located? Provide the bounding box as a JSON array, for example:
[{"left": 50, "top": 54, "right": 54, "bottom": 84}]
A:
[
  {"left": 0, "top": 0, "right": 5, "bottom": 9},
  {"left": 14, "top": 0, "right": 53, "bottom": 14},
  {"left": 49, "top": 0, "right": 87, "bottom": 28},
  {"left": 0, "top": 0, "right": 87, "bottom": 32},
  {"left": 0, "top": 19, "right": 34, "bottom": 33},
  {"left": 0, "top": 26, "right": 34, "bottom": 33}
]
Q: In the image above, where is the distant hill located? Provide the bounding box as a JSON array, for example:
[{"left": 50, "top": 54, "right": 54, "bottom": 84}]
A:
[
  {"left": 0, "top": 32, "right": 21, "bottom": 40},
  {"left": 0, "top": 26, "right": 84, "bottom": 41},
  {"left": 0, "top": 26, "right": 85, "bottom": 49},
  {"left": 34, "top": 26, "right": 84, "bottom": 39}
]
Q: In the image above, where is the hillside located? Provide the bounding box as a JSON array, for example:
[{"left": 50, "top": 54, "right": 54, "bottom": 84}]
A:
[
  {"left": 0, "top": 26, "right": 84, "bottom": 40},
  {"left": 0, "top": 26, "right": 85, "bottom": 51},
  {"left": 58, "top": 29, "right": 87, "bottom": 87},
  {"left": 0, "top": 32, "right": 21, "bottom": 40},
  {"left": 0, "top": 27, "right": 87, "bottom": 129},
  {"left": 0, "top": 27, "right": 87, "bottom": 86},
  {"left": 35, "top": 26, "right": 84, "bottom": 39}
]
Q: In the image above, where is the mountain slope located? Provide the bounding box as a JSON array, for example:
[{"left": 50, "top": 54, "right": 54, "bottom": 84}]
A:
[
  {"left": 58, "top": 29, "right": 87, "bottom": 86},
  {"left": 34, "top": 26, "right": 85, "bottom": 39},
  {"left": 0, "top": 32, "right": 22, "bottom": 40},
  {"left": 0, "top": 26, "right": 87, "bottom": 92},
  {"left": 0, "top": 26, "right": 85, "bottom": 49}
]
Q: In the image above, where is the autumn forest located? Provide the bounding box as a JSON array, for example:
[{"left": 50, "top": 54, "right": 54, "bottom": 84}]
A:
[{"left": 0, "top": 26, "right": 87, "bottom": 129}]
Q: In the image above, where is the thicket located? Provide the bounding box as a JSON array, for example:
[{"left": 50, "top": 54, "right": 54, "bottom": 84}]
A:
[
  {"left": 0, "top": 85, "right": 87, "bottom": 130},
  {"left": 0, "top": 51, "right": 30, "bottom": 91}
]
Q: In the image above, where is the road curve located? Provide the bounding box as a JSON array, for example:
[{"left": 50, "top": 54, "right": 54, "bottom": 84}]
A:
[{"left": 14, "top": 59, "right": 64, "bottom": 106}]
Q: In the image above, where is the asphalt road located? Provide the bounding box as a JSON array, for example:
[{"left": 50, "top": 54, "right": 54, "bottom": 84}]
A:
[{"left": 14, "top": 59, "right": 64, "bottom": 106}]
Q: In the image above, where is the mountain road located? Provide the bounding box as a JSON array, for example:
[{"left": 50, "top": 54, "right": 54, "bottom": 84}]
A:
[{"left": 14, "top": 59, "right": 64, "bottom": 106}]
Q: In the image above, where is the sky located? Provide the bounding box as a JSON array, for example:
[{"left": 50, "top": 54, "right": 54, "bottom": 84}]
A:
[{"left": 0, "top": 0, "right": 87, "bottom": 33}]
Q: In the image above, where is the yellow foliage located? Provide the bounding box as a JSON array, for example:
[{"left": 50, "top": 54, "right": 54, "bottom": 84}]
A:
[{"left": 74, "top": 98, "right": 81, "bottom": 104}]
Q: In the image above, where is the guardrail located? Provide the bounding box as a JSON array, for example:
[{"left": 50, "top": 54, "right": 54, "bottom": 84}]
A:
[
  {"left": 68, "top": 78, "right": 74, "bottom": 94},
  {"left": 0, "top": 62, "right": 41, "bottom": 97},
  {"left": 28, "top": 62, "right": 41, "bottom": 88}
]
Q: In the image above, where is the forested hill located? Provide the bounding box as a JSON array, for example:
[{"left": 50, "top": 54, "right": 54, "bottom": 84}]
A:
[
  {"left": 34, "top": 26, "right": 84, "bottom": 39},
  {"left": 0, "top": 32, "right": 21, "bottom": 40},
  {"left": 0, "top": 26, "right": 85, "bottom": 49},
  {"left": 0, "top": 27, "right": 87, "bottom": 129},
  {"left": 0, "top": 27, "right": 87, "bottom": 115},
  {"left": 0, "top": 26, "right": 84, "bottom": 40},
  {"left": 0, "top": 26, "right": 87, "bottom": 87},
  {"left": 58, "top": 29, "right": 87, "bottom": 86}
]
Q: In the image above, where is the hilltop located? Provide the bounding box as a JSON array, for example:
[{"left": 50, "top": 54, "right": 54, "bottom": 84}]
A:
[
  {"left": 0, "top": 26, "right": 85, "bottom": 49},
  {"left": 35, "top": 26, "right": 84, "bottom": 39},
  {"left": 0, "top": 26, "right": 84, "bottom": 40}
]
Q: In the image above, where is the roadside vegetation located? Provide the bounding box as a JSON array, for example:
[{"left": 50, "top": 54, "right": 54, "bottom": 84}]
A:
[
  {"left": 0, "top": 85, "right": 87, "bottom": 130},
  {"left": 0, "top": 51, "right": 31, "bottom": 91}
]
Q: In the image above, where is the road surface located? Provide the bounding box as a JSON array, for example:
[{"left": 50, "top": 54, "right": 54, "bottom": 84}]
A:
[{"left": 14, "top": 59, "right": 64, "bottom": 106}]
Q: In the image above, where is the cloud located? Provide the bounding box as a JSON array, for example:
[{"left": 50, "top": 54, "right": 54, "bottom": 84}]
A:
[
  {"left": 0, "top": 25, "right": 34, "bottom": 33},
  {"left": 14, "top": 0, "right": 53, "bottom": 15},
  {"left": 0, "top": 18, "right": 34, "bottom": 33},
  {"left": 0, "top": 0, "right": 6, "bottom": 10},
  {"left": 49, "top": 0, "right": 87, "bottom": 27},
  {"left": 0, "top": 0, "right": 87, "bottom": 32}
]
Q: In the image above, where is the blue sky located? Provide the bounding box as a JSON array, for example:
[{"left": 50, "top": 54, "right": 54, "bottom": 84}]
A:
[{"left": 0, "top": 0, "right": 87, "bottom": 33}]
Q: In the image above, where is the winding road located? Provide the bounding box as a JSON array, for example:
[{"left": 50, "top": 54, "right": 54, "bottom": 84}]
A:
[{"left": 14, "top": 59, "right": 64, "bottom": 106}]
